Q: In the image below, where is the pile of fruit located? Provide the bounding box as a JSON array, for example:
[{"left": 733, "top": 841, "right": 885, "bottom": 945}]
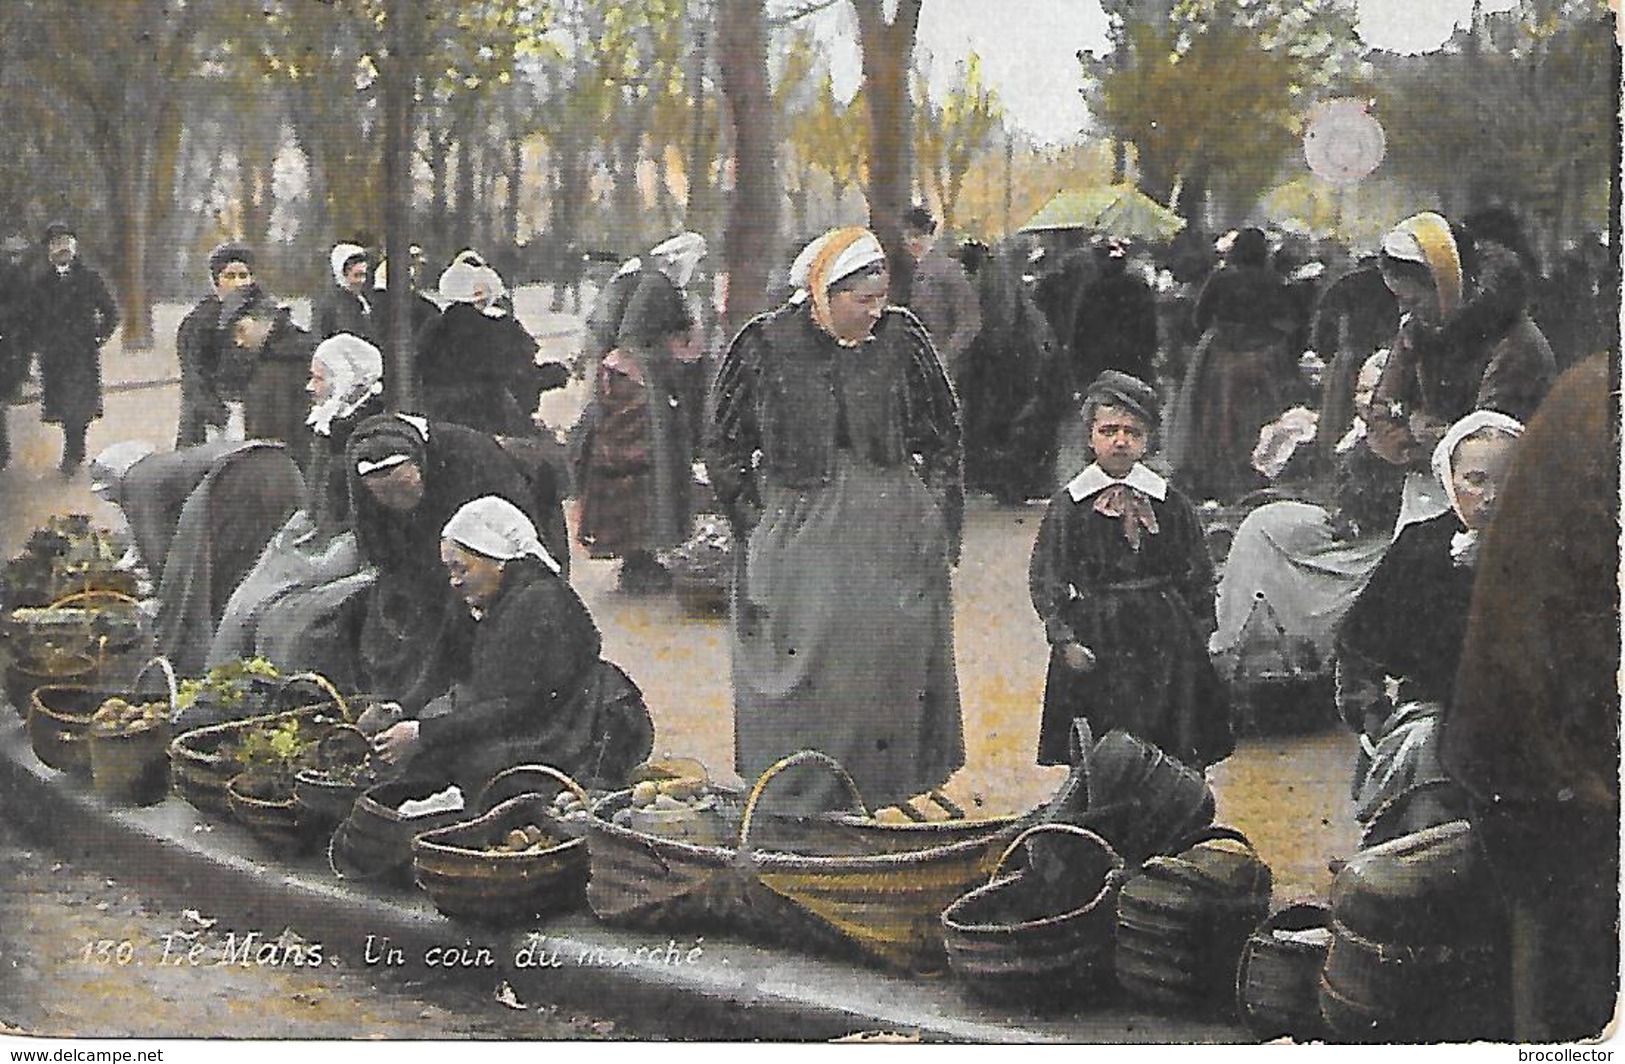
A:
[
  {"left": 91, "top": 697, "right": 169, "bottom": 734},
  {"left": 612, "top": 776, "right": 717, "bottom": 831},
  {"left": 550, "top": 788, "right": 591, "bottom": 822},
  {"left": 489, "top": 824, "right": 560, "bottom": 854}
]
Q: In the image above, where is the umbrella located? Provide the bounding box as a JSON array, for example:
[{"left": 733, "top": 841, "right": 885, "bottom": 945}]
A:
[{"left": 1019, "top": 184, "right": 1187, "bottom": 241}]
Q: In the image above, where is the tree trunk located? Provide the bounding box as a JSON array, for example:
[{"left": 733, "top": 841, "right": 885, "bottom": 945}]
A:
[
  {"left": 715, "top": 0, "right": 779, "bottom": 336},
  {"left": 454, "top": 117, "right": 475, "bottom": 247},
  {"left": 852, "top": 0, "right": 923, "bottom": 302},
  {"left": 428, "top": 129, "right": 452, "bottom": 262}
]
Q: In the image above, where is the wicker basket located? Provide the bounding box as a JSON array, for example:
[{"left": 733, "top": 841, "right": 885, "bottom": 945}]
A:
[
  {"left": 8, "top": 654, "right": 98, "bottom": 722},
  {"left": 87, "top": 657, "right": 179, "bottom": 806},
  {"left": 412, "top": 765, "right": 592, "bottom": 924},
  {"left": 586, "top": 750, "right": 1021, "bottom": 973},
  {"left": 293, "top": 727, "right": 377, "bottom": 830},
  {"left": 329, "top": 779, "right": 467, "bottom": 886},
  {"left": 228, "top": 771, "right": 310, "bottom": 854},
  {"left": 941, "top": 823, "right": 1125, "bottom": 1003},
  {"left": 168, "top": 673, "right": 349, "bottom": 817},
  {"left": 1236, "top": 902, "right": 1333, "bottom": 1041},
  {"left": 27, "top": 683, "right": 105, "bottom": 776}
]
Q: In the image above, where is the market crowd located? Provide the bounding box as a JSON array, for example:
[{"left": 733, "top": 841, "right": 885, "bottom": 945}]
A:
[{"left": 0, "top": 202, "right": 1616, "bottom": 1040}]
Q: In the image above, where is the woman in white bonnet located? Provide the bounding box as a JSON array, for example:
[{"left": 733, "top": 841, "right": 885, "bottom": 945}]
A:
[{"left": 707, "top": 226, "right": 965, "bottom": 812}]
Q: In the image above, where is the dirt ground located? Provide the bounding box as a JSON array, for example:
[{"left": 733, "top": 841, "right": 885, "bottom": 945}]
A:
[{"left": 0, "top": 289, "right": 1365, "bottom": 1035}]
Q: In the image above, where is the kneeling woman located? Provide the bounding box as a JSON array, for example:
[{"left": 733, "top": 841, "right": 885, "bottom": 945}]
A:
[{"left": 371, "top": 497, "right": 653, "bottom": 794}]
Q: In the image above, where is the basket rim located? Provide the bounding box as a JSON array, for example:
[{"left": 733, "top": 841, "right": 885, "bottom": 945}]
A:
[
  {"left": 413, "top": 793, "right": 586, "bottom": 862},
  {"left": 942, "top": 868, "right": 1120, "bottom": 935}
]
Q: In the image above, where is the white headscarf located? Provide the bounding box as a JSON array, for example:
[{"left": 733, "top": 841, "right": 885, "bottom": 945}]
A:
[
  {"left": 1431, "top": 410, "right": 1524, "bottom": 566},
  {"left": 437, "top": 261, "right": 482, "bottom": 304},
  {"left": 787, "top": 227, "right": 888, "bottom": 344},
  {"left": 307, "top": 334, "right": 384, "bottom": 438},
  {"left": 440, "top": 496, "right": 563, "bottom": 576},
  {"left": 648, "top": 232, "right": 707, "bottom": 289},
  {"left": 330, "top": 243, "right": 368, "bottom": 287}
]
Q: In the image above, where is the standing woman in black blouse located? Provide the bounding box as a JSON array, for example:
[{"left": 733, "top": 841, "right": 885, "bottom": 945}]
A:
[{"left": 706, "top": 227, "right": 965, "bottom": 811}]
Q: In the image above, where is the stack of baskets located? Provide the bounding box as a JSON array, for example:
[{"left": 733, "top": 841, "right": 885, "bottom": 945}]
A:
[
  {"left": 1046, "top": 724, "right": 1217, "bottom": 866},
  {"left": 412, "top": 765, "right": 593, "bottom": 924},
  {"left": 1236, "top": 902, "right": 1333, "bottom": 1041},
  {"left": 1320, "top": 820, "right": 1511, "bottom": 1042},
  {"left": 1115, "top": 827, "right": 1274, "bottom": 1011},
  {"left": 941, "top": 823, "right": 1125, "bottom": 1003}
]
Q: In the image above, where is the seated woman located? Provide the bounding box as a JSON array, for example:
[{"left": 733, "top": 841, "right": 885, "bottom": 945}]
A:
[
  {"left": 1031, "top": 371, "right": 1233, "bottom": 770},
  {"left": 1210, "top": 352, "right": 1406, "bottom": 684},
  {"left": 206, "top": 335, "right": 387, "bottom": 691},
  {"left": 1335, "top": 410, "right": 1524, "bottom": 842},
  {"left": 370, "top": 497, "right": 653, "bottom": 794}
]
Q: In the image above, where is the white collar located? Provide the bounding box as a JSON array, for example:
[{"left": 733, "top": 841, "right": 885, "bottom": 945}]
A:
[{"left": 1064, "top": 462, "right": 1167, "bottom": 504}]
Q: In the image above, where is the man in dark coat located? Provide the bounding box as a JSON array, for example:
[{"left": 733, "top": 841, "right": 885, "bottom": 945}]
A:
[
  {"left": 28, "top": 222, "right": 118, "bottom": 474},
  {"left": 0, "top": 235, "right": 35, "bottom": 469},
  {"left": 176, "top": 243, "right": 256, "bottom": 447}
]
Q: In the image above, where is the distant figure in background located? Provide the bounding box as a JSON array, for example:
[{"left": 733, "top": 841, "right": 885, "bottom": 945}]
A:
[
  {"left": 1165, "top": 227, "right": 1297, "bottom": 502},
  {"left": 176, "top": 243, "right": 256, "bottom": 447},
  {"left": 1069, "top": 238, "right": 1158, "bottom": 392},
  {"left": 315, "top": 242, "right": 376, "bottom": 344},
  {"left": 218, "top": 287, "right": 316, "bottom": 453},
  {"left": 1310, "top": 254, "right": 1400, "bottom": 465},
  {"left": 902, "top": 206, "right": 981, "bottom": 386},
  {"left": 0, "top": 235, "right": 35, "bottom": 470},
  {"left": 417, "top": 260, "right": 551, "bottom": 436},
  {"left": 1366, "top": 211, "right": 1554, "bottom": 530},
  {"left": 372, "top": 243, "right": 441, "bottom": 355},
  {"left": 27, "top": 221, "right": 118, "bottom": 475},
  {"left": 959, "top": 239, "right": 1063, "bottom": 503},
  {"left": 575, "top": 233, "right": 705, "bottom": 593}
]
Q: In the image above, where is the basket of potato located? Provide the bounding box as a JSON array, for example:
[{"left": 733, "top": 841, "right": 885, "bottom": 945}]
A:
[
  {"left": 87, "top": 658, "right": 178, "bottom": 806},
  {"left": 411, "top": 764, "right": 593, "bottom": 925}
]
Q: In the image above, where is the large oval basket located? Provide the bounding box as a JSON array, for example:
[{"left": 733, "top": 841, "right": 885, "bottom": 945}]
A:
[
  {"left": 9, "top": 654, "right": 98, "bottom": 723},
  {"left": 941, "top": 823, "right": 1124, "bottom": 1003},
  {"left": 412, "top": 765, "right": 591, "bottom": 924}
]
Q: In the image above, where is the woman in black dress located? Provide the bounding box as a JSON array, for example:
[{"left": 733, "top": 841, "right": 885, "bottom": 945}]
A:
[
  {"left": 1336, "top": 409, "right": 1524, "bottom": 836},
  {"left": 371, "top": 496, "right": 652, "bottom": 794}
]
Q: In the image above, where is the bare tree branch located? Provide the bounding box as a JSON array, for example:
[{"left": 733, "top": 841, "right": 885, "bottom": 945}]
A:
[{"left": 769, "top": 0, "right": 843, "bottom": 26}]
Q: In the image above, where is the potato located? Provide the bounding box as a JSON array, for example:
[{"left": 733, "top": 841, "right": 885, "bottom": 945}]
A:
[
  {"left": 503, "top": 829, "right": 529, "bottom": 850},
  {"left": 631, "top": 780, "right": 660, "bottom": 807},
  {"left": 872, "top": 807, "right": 914, "bottom": 825},
  {"left": 522, "top": 825, "right": 546, "bottom": 845},
  {"left": 651, "top": 793, "right": 688, "bottom": 811},
  {"left": 657, "top": 777, "right": 705, "bottom": 801}
]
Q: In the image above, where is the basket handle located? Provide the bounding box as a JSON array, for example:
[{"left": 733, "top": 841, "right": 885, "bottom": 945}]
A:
[
  {"left": 738, "top": 749, "right": 868, "bottom": 851},
  {"left": 133, "top": 656, "right": 181, "bottom": 720},
  {"left": 47, "top": 589, "right": 139, "bottom": 610},
  {"left": 476, "top": 763, "right": 590, "bottom": 814},
  {"left": 1171, "top": 823, "right": 1253, "bottom": 855},
  {"left": 268, "top": 672, "right": 351, "bottom": 722},
  {"left": 992, "top": 822, "right": 1122, "bottom": 882}
]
